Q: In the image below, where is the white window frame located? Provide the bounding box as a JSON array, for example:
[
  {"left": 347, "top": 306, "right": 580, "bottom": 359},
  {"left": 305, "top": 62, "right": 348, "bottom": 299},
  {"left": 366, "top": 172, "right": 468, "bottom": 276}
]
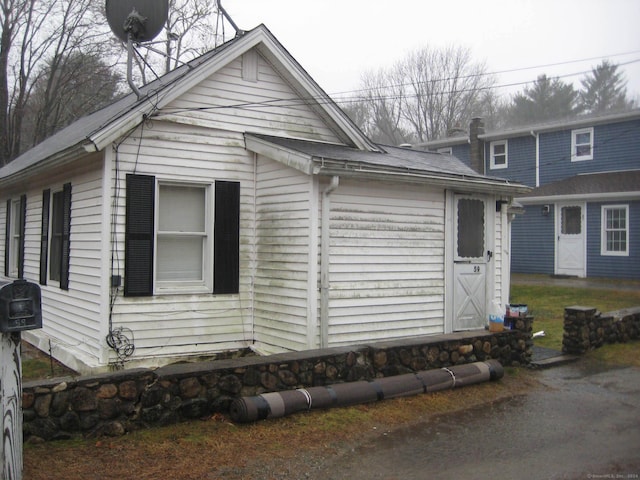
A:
[
  {"left": 601, "top": 205, "right": 629, "bottom": 256},
  {"left": 490, "top": 140, "right": 508, "bottom": 169},
  {"left": 154, "top": 181, "right": 212, "bottom": 294},
  {"left": 8, "top": 199, "right": 21, "bottom": 277},
  {"left": 572, "top": 127, "right": 593, "bottom": 161},
  {"left": 48, "top": 189, "right": 64, "bottom": 285}
]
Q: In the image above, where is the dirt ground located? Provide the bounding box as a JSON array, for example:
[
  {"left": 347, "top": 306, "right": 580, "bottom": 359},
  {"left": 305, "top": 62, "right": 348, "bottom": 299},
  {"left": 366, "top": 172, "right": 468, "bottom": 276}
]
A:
[{"left": 22, "top": 368, "right": 541, "bottom": 480}]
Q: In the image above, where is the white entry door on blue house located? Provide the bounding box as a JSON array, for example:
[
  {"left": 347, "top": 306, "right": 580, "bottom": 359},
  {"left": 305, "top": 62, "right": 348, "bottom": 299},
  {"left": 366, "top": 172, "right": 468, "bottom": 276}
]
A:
[
  {"left": 555, "top": 202, "right": 586, "bottom": 277},
  {"left": 452, "top": 195, "right": 490, "bottom": 330}
]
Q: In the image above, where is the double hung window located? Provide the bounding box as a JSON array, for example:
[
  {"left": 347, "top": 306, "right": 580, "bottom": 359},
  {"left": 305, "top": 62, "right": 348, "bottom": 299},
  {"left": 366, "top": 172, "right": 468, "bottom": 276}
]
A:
[
  {"left": 4, "top": 196, "right": 26, "bottom": 278},
  {"left": 490, "top": 140, "right": 508, "bottom": 169},
  {"left": 41, "top": 184, "right": 72, "bottom": 289},
  {"left": 572, "top": 128, "right": 593, "bottom": 161},
  {"left": 125, "top": 175, "right": 239, "bottom": 296},
  {"left": 601, "top": 205, "right": 628, "bottom": 256},
  {"left": 156, "top": 184, "right": 209, "bottom": 291}
]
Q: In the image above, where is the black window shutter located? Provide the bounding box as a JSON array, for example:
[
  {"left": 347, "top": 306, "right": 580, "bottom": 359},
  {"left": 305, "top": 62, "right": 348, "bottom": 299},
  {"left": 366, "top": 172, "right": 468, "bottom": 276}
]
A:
[
  {"left": 125, "top": 174, "right": 155, "bottom": 296},
  {"left": 4, "top": 199, "right": 10, "bottom": 277},
  {"left": 18, "top": 194, "right": 26, "bottom": 279},
  {"left": 40, "top": 189, "right": 50, "bottom": 285},
  {"left": 214, "top": 180, "right": 240, "bottom": 294},
  {"left": 60, "top": 183, "right": 72, "bottom": 290}
]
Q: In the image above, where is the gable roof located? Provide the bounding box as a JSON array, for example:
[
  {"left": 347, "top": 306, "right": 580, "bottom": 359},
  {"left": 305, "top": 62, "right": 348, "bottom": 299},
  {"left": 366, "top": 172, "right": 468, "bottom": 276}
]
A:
[
  {"left": 415, "top": 108, "right": 640, "bottom": 148},
  {"left": 0, "top": 24, "right": 379, "bottom": 184},
  {"left": 246, "top": 133, "right": 530, "bottom": 194},
  {"left": 518, "top": 170, "right": 640, "bottom": 202}
]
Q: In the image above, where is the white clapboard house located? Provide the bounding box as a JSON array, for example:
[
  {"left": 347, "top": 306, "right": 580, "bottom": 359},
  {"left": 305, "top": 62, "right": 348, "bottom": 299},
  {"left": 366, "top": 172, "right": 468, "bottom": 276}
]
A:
[{"left": 0, "top": 25, "right": 528, "bottom": 373}]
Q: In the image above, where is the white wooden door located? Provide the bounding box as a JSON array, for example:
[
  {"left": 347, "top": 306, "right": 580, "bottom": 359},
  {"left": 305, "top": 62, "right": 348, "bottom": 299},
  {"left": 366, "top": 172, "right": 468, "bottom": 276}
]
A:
[
  {"left": 452, "top": 196, "right": 490, "bottom": 331},
  {"left": 556, "top": 203, "right": 586, "bottom": 277}
]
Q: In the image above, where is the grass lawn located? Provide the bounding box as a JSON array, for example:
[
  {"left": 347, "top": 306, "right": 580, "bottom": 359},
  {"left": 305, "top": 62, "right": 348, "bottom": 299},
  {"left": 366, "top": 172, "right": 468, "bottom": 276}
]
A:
[{"left": 510, "top": 283, "right": 640, "bottom": 351}]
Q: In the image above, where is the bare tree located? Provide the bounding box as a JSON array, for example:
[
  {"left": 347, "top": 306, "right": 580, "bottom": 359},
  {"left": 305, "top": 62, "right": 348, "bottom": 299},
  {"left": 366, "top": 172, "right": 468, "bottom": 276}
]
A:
[
  {"left": 25, "top": 52, "right": 121, "bottom": 149},
  {"left": 347, "top": 46, "right": 495, "bottom": 144},
  {"left": 352, "top": 68, "right": 413, "bottom": 145},
  {"left": 0, "top": 0, "right": 116, "bottom": 165},
  {"left": 399, "top": 46, "right": 495, "bottom": 142},
  {"left": 130, "top": 0, "right": 222, "bottom": 84}
]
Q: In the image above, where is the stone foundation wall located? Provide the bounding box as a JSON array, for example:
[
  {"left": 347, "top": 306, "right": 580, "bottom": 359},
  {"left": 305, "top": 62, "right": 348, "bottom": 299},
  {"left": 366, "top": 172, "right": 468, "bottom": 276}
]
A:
[
  {"left": 22, "top": 320, "right": 532, "bottom": 442},
  {"left": 563, "top": 306, "right": 640, "bottom": 355}
]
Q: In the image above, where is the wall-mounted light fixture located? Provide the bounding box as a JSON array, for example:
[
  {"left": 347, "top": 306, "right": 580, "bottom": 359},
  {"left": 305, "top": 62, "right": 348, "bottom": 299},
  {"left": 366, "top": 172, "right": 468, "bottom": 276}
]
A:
[{"left": 542, "top": 204, "right": 550, "bottom": 216}]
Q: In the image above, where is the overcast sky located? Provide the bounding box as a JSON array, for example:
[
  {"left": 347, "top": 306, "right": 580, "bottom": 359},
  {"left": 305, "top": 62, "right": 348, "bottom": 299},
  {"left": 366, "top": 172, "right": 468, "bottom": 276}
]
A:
[{"left": 226, "top": 0, "right": 640, "bottom": 102}]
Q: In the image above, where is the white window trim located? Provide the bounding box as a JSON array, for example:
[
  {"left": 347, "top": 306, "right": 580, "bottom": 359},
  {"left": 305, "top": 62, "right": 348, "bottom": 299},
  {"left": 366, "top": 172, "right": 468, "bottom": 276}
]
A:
[
  {"left": 601, "top": 204, "right": 629, "bottom": 256},
  {"left": 154, "top": 180, "right": 212, "bottom": 294},
  {"left": 571, "top": 127, "right": 594, "bottom": 161},
  {"left": 490, "top": 140, "right": 508, "bottom": 169},
  {"left": 48, "top": 185, "right": 67, "bottom": 287}
]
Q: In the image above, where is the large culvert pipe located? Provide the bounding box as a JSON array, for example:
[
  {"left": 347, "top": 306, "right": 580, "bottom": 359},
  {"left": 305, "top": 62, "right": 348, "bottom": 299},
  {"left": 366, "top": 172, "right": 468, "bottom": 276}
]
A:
[{"left": 229, "top": 359, "right": 503, "bottom": 423}]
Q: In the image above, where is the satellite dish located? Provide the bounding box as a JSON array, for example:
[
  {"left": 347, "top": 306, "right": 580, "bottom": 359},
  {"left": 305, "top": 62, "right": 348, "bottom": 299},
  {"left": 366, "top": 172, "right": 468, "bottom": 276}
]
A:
[{"left": 106, "top": 0, "right": 169, "bottom": 43}]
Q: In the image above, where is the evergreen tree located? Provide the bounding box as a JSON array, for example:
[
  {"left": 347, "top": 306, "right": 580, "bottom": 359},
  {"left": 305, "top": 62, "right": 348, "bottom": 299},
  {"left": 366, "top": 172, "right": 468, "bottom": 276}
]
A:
[
  {"left": 580, "top": 60, "right": 634, "bottom": 114},
  {"left": 508, "top": 74, "right": 581, "bottom": 125}
]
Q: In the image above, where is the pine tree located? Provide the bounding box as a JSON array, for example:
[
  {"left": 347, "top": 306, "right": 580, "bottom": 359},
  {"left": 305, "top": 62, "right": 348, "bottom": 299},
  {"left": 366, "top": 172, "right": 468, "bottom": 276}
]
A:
[
  {"left": 580, "top": 60, "right": 634, "bottom": 114},
  {"left": 508, "top": 74, "right": 581, "bottom": 125}
]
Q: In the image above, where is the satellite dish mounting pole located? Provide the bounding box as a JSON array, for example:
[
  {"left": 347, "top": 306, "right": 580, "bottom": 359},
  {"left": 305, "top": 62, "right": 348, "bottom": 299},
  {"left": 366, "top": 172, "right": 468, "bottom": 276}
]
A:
[
  {"left": 217, "top": 0, "right": 243, "bottom": 35},
  {"left": 126, "top": 33, "right": 143, "bottom": 99}
]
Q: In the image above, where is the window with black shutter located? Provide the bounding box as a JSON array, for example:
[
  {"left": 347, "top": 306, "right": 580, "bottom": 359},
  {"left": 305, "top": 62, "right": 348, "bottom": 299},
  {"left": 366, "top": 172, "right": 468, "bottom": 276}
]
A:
[
  {"left": 214, "top": 180, "right": 240, "bottom": 294},
  {"left": 125, "top": 174, "right": 155, "bottom": 296},
  {"left": 4, "top": 195, "right": 26, "bottom": 278},
  {"left": 40, "top": 190, "right": 50, "bottom": 285},
  {"left": 49, "top": 183, "right": 71, "bottom": 289},
  {"left": 124, "top": 176, "right": 240, "bottom": 296}
]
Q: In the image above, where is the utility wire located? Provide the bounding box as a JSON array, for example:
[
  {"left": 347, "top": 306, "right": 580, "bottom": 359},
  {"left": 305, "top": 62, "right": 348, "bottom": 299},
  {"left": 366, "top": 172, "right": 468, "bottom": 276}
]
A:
[{"left": 151, "top": 57, "right": 640, "bottom": 119}]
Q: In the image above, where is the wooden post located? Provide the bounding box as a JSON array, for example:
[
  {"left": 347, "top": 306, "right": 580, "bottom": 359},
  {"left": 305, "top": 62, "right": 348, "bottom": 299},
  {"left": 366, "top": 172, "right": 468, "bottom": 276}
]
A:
[{"left": 1, "top": 332, "right": 22, "bottom": 480}]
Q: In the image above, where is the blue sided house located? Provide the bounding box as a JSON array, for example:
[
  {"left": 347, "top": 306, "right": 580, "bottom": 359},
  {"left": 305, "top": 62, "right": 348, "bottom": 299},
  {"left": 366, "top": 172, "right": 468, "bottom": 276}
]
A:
[{"left": 416, "top": 110, "right": 640, "bottom": 280}]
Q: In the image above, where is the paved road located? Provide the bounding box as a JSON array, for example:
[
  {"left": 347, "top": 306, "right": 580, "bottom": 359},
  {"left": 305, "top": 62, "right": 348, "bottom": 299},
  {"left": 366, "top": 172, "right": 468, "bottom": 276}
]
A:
[{"left": 307, "top": 358, "right": 640, "bottom": 480}]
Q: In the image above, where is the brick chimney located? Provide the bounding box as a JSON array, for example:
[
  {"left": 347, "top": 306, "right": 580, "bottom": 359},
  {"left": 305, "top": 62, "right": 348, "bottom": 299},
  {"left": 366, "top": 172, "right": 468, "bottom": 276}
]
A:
[{"left": 469, "top": 117, "right": 485, "bottom": 175}]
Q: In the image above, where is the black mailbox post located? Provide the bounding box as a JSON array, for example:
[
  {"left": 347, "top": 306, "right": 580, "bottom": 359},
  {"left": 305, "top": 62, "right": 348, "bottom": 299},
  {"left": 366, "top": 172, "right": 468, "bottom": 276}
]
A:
[{"left": 0, "top": 279, "right": 42, "bottom": 333}]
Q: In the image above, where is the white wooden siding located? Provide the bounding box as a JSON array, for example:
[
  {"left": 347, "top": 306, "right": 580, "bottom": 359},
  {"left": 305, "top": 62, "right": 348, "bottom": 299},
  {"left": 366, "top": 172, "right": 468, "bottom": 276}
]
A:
[
  {"left": 161, "top": 51, "right": 342, "bottom": 144},
  {"left": 2, "top": 154, "right": 106, "bottom": 368},
  {"left": 253, "top": 155, "right": 315, "bottom": 351},
  {"left": 108, "top": 121, "right": 255, "bottom": 363},
  {"left": 326, "top": 180, "right": 446, "bottom": 346}
]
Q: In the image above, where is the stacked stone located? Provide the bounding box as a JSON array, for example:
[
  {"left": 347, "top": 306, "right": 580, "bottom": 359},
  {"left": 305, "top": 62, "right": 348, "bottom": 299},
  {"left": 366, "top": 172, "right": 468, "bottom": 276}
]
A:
[
  {"left": 22, "top": 322, "right": 534, "bottom": 442},
  {"left": 563, "top": 306, "right": 599, "bottom": 354},
  {"left": 563, "top": 306, "right": 640, "bottom": 354}
]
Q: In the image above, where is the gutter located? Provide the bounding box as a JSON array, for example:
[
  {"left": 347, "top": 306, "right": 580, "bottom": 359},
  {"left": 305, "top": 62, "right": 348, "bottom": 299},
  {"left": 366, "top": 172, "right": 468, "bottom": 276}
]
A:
[
  {"left": 320, "top": 175, "right": 339, "bottom": 348},
  {"left": 0, "top": 144, "right": 88, "bottom": 188},
  {"left": 314, "top": 165, "right": 531, "bottom": 196},
  {"left": 518, "top": 191, "right": 640, "bottom": 203},
  {"left": 531, "top": 131, "right": 540, "bottom": 188}
]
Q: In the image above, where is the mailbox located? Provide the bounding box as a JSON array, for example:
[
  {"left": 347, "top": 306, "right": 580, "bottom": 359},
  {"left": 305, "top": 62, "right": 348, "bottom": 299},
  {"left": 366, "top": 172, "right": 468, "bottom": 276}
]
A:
[{"left": 0, "top": 279, "right": 42, "bottom": 333}]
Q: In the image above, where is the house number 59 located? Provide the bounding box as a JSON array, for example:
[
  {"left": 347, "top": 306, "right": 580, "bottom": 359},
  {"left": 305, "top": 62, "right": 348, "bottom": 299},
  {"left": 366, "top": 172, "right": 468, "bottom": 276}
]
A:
[{"left": 473, "top": 266, "right": 481, "bottom": 273}]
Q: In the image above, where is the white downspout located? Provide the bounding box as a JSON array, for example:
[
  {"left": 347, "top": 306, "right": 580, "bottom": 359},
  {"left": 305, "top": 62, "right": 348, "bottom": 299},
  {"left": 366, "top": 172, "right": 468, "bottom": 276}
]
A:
[
  {"left": 531, "top": 131, "right": 540, "bottom": 187},
  {"left": 320, "top": 176, "right": 339, "bottom": 348}
]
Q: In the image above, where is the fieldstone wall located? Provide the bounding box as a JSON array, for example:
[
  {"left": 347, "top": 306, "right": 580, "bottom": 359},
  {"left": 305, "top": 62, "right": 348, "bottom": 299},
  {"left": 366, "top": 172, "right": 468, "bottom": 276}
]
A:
[
  {"left": 22, "top": 320, "right": 532, "bottom": 442},
  {"left": 563, "top": 306, "right": 640, "bottom": 355}
]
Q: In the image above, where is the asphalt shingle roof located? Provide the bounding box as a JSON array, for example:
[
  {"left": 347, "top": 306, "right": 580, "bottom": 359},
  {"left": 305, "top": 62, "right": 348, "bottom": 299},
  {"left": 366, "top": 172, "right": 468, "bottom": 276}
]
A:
[
  {"left": 248, "top": 133, "right": 489, "bottom": 179},
  {"left": 520, "top": 170, "right": 640, "bottom": 198}
]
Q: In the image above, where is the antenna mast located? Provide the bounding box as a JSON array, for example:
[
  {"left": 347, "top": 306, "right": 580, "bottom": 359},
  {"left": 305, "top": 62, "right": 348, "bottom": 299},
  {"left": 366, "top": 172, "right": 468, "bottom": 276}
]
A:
[{"left": 217, "top": 0, "right": 243, "bottom": 36}]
